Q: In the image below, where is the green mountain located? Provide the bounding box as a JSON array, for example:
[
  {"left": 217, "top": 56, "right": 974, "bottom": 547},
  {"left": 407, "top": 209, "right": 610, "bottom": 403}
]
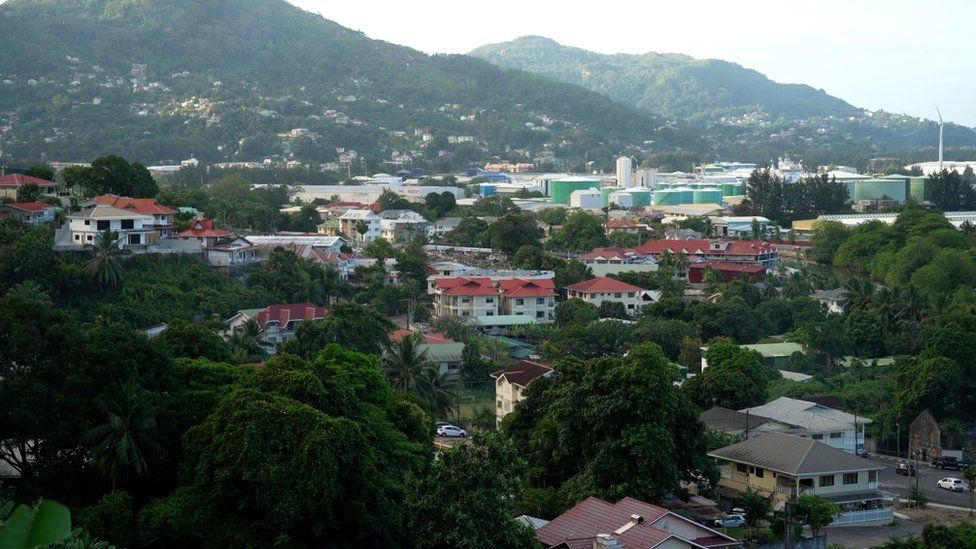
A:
[
  {"left": 470, "top": 36, "right": 976, "bottom": 161},
  {"left": 470, "top": 36, "right": 859, "bottom": 122},
  {"left": 0, "top": 0, "right": 692, "bottom": 168}
]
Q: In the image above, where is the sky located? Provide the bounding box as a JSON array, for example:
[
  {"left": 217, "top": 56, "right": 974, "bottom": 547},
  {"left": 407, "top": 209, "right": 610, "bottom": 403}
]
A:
[{"left": 291, "top": 0, "right": 976, "bottom": 127}]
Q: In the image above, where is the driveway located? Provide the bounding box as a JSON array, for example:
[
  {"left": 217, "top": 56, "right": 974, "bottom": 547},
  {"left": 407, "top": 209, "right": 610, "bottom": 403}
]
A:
[{"left": 825, "top": 520, "right": 922, "bottom": 548}]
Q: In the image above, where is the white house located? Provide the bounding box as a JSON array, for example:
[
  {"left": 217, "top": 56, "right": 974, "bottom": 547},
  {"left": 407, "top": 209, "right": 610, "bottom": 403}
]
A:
[
  {"left": 431, "top": 277, "right": 557, "bottom": 321},
  {"left": 204, "top": 237, "right": 259, "bottom": 267},
  {"left": 812, "top": 288, "right": 847, "bottom": 315},
  {"left": 338, "top": 210, "right": 382, "bottom": 242},
  {"left": 563, "top": 276, "right": 658, "bottom": 314},
  {"left": 491, "top": 360, "right": 553, "bottom": 428},
  {"left": 66, "top": 205, "right": 156, "bottom": 248},
  {"left": 741, "top": 397, "right": 870, "bottom": 454}
]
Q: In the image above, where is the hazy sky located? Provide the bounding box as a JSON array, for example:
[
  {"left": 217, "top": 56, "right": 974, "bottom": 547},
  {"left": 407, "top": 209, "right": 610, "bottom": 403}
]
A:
[{"left": 291, "top": 0, "right": 976, "bottom": 127}]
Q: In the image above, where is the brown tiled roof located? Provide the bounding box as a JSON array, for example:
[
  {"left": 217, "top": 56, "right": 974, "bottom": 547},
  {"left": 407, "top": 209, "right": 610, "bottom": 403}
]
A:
[
  {"left": 490, "top": 360, "right": 552, "bottom": 388},
  {"left": 254, "top": 303, "right": 328, "bottom": 328}
]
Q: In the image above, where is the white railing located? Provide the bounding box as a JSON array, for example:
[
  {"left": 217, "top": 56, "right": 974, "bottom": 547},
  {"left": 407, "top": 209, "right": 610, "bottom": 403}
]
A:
[{"left": 830, "top": 508, "right": 892, "bottom": 526}]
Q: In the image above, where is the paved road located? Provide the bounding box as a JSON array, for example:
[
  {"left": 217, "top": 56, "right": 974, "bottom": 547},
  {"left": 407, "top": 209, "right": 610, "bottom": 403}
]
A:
[
  {"left": 867, "top": 454, "right": 971, "bottom": 508},
  {"left": 826, "top": 521, "right": 922, "bottom": 549}
]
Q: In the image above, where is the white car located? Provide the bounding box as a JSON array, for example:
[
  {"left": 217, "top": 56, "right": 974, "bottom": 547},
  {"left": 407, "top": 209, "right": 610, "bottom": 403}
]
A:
[
  {"left": 436, "top": 425, "right": 467, "bottom": 438},
  {"left": 937, "top": 477, "right": 965, "bottom": 492}
]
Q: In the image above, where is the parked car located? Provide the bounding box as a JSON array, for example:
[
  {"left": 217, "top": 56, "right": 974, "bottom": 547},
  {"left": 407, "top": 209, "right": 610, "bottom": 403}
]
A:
[
  {"left": 937, "top": 477, "right": 965, "bottom": 492},
  {"left": 714, "top": 514, "right": 747, "bottom": 528},
  {"left": 932, "top": 456, "right": 969, "bottom": 470},
  {"left": 436, "top": 425, "right": 467, "bottom": 438},
  {"left": 896, "top": 463, "right": 916, "bottom": 476},
  {"left": 856, "top": 446, "right": 868, "bottom": 458}
]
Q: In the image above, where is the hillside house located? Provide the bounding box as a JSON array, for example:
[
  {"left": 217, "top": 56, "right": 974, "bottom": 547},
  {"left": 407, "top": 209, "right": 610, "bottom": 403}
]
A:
[
  {"left": 66, "top": 205, "right": 156, "bottom": 248},
  {"left": 0, "top": 202, "right": 57, "bottom": 224},
  {"left": 0, "top": 174, "right": 58, "bottom": 201},
  {"left": 564, "top": 276, "right": 658, "bottom": 313},
  {"left": 94, "top": 195, "right": 177, "bottom": 238},
  {"left": 710, "top": 433, "right": 890, "bottom": 526},
  {"left": 491, "top": 360, "right": 552, "bottom": 428},
  {"left": 176, "top": 218, "right": 230, "bottom": 247}
]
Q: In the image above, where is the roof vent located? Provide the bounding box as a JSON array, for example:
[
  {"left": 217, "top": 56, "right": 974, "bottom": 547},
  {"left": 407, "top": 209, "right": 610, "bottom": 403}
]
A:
[{"left": 594, "top": 534, "right": 621, "bottom": 548}]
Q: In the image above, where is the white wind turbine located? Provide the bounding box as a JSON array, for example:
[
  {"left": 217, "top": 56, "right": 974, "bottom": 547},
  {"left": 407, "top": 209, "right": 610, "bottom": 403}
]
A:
[{"left": 936, "top": 105, "right": 944, "bottom": 173}]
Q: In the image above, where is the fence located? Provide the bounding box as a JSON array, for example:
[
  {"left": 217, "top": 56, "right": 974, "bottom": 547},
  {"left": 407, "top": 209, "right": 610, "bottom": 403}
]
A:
[{"left": 829, "top": 507, "right": 892, "bottom": 526}]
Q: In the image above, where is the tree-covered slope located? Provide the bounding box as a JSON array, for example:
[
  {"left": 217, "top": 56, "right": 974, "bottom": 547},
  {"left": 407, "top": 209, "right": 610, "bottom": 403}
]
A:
[
  {"left": 470, "top": 36, "right": 859, "bottom": 122},
  {"left": 0, "top": 0, "right": 694, "bottom": 166}
]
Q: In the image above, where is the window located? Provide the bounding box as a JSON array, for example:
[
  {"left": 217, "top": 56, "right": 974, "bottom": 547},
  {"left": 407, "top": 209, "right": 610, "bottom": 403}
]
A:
[
  {"left": 753, "top": 467, "right": 764, "bottom": 478},
  {"left": 830, "top": 432, "right": 842, "bottom": 439},
  {"left": 74, "top": 234, "right": 80, "bottom": 241},
  {"left": 536, "top": 311, "right": 545, "bottom": 318},
  {"left": 868, "top": 470, "right": 877, "bottom": 482},
  {"left": 628, "top": 292, "right": 635, "bottom": 298},
  {"left": 486, "top": 311, "right": 494, "bottom": 316},
  {"left": 87, "top": 235, "right": 93, "bottom": 241},
  {"left": 812, "top": 434, "right": 824, "bottom": 440},
  {"left": 96, "top": 220, "right": 110, "bottom": 231},
  {"left": 121, "top": 219, "right": 134, "bottom": 230},
  {"left": 497, "top": 400, "right": 502, "bottom": 409},
  {"left": 486, "top": 297, "right": 494, "bottom": 304},
  {"left": 819, "top": 475, "right": 835, "bottom": 487},
  {"left": 515, "top": 298, "right": 524, "bottom": 306},
  {"left": 615, "top": 292, "right": 622, "bottom": 298},
  {"left": 536, "top": 298, "right": 545, "bottom": 305},
  {"left": 843, "top": 473, "right": 858, "bottom": 485},
  {"left": 461, "top": 297, "right": 470, "bottom": 304},
  {"left": 736, "top": 464, "right": 748, "bottom": 473},
  {"left": 84, "top": 220, "right": 90, "bottom": 226}
]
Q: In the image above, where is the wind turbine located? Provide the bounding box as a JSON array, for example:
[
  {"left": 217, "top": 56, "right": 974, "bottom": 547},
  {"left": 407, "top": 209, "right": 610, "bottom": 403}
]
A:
[{"left": 935, "top": 105, "right": 944, "bottom": 172}]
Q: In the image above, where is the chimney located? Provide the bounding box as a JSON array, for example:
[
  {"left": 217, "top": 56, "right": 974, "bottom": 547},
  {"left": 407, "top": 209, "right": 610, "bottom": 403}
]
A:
[
  {"left": 593, "top": 534, "right": 621, "bottom": 548},
  {"left": 614, "top": 514, "right": 645, "bottom": 535}
]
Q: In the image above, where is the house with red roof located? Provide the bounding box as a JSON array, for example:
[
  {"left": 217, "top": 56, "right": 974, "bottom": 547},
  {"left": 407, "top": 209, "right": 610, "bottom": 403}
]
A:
[
  {"left": 432, "top": 277, "right": 557, "bottom": 322},
  {"left": 536, "top": 496, "right": 740, "bottom": 549},
  {"left": 95, "top": 194, "right": 177, "bottom": 237},
  {"left": 176, "top": 218, "right": 231, "bottom": 247},
  {"left": 225, "top": 303, "right": 328, "bottom": 348},
  {"left": 490, "top": 359, "right": 552, "bottom": 427},
  {"left": 0, "top": 202, "right": 57, "bottom": 224},
  {"left": 687, "top": 261, "right": 765, "bottom": 284},
  {"left": 635, "top": 239, "right": 779, "bottom": 269},
  {"left": 564, "top": 277, "right": 659, "bottom": 314},
  {"left": 604, "top": 218, "right": 651, "bottom": 236},
  {"left": 0, "top": 174, "right": 57, "bottom": 201}
]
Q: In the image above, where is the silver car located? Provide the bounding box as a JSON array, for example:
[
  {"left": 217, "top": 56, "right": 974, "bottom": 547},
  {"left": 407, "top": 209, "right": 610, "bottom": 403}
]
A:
[{"left": 937, "top": 477, "right": 965, "bottom": 492}]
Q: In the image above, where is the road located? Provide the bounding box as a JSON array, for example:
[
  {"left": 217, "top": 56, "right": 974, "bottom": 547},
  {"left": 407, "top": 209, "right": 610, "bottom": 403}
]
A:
[{"left": 867, "top": 454, "right": 972, "bottom": 508}]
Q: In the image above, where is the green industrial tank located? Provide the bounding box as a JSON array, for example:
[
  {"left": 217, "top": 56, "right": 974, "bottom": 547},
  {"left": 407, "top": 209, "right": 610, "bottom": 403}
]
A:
[
  {"left": 853, "top": 179, "right": 908, "bottom": 202},
  {"left": 909, "top": 177, "right": 931, "bottom": 202},
  {"left": 550, "top": 176, "right": 601, "bottom": 205},
  {"left": 652, "top": 190, "right": 682, "bottom": 206},
  {"left": 600, "top": 187, "right": 619, "bottom": 207},
  {"left": 672, "top": 186, "right": 694, "bottom": 204},
  {"left": 627, "top": 188, "right": 652, "bottom": 206},
  {"left": 722, "top": 183, "right": 743, "bottom": 196},
  {"left": 694, "top": 187, "right": 724, "bottom": 204},
  {"left": 654, "top": 182, "right": 672, "bottom": 190}
]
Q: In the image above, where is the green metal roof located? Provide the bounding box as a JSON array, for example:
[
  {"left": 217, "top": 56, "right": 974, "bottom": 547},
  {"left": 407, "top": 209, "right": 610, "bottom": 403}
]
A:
[
  {"left": 420, "top": 342, "right": 465, "bottom": 363},
  {"left": 741, "top": 342, "right": 805, "bottom": 358}
]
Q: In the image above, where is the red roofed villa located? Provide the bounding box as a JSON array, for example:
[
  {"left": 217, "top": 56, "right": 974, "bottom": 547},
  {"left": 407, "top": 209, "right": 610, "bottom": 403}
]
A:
[
  {"left": 432, "top": 276, "right": 556, "bottom": 322},
  {"left": 635, "top": 239, "right": 779, "bottom": 268},
  {"left": 0, "top": 174, "right": 57, "bottom": 200},
  {"left": 564, "top": 277, "right": 659, "bottom": 314},
  {"left": 0, "top": 202, "right": 57, "bottom": 224},
  {"left": 226, "top": 303, "right": 328, "bottom": 348},
  {"left": 177, "top": 218, "right": 231, "bottom": 247},
  {"left": 95, "top": 194, "right": 177, "bottom": 237},
  {"left": 535, "top": 496, "right": 740, "bottom": 549}
]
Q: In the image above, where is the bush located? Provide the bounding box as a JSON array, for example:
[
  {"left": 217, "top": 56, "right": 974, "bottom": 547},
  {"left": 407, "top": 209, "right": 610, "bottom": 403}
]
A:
[{"left": 78, "top": 491, "right": 136, "bottom": 547}]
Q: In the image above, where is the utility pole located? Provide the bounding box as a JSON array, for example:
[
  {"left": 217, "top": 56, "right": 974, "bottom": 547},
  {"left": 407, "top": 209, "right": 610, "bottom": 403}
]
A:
[
  {"left": 907, "top": 450, "right": 914, "bottom": 508},
  {"left": 784, "top": 486, "right": 797, "bottom": 549}
]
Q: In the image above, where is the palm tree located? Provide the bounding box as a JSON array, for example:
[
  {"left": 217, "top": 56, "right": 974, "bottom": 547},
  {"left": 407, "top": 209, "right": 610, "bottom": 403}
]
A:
[
  {"left": 230, "top": 318, "right": 268, "bottom": 362},
  {"left": 873, "top": 286, "right": 899, "bottom": 333},
  {"left": 897, "top": 284, "right": 927, "bottom": 323},
  {"left": 82, "top": 229, "right": 126, "bottom": 288},
  {"left": 382, "top": 333, "right": 436, "bottom": 395},
  {"left": 961, "top": 220, "right": 976, "bottom": 246},
  {"left": 703, "top": 267, "right": 724, "bottom": 295},
  {"left": 783, "top": 271, "right": 812, "bottom": 298},
  {"left": 423, "top": 368, "right": 457, "bottom": 421},
  {"left": 738, "top": 487, "right": 772, "bottom": 529},
  {"left": 83, "top": 379, "right": 161, "bottom": 491},
  {"left": 841, "top": 278, "right": 874, "bottom": 314},
  {"left": 674, "top": 250, "right": 689, "bottom": 279},
  {"left": 5, "top": 280, "right": 52, "bottom": 304}
]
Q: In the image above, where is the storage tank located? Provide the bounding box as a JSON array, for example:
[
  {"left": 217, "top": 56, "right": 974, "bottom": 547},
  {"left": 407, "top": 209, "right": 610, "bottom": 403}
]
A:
[
  {"left": 655, "top": 182, "right": 672, "bottom": 190},
  {"left": 480, "top": 184, "right": 496, "bottom": 197},
  {"left": 694, "top": 187, "right": 724, "bottom": 204},
  {"left": 616, "top": 157, "right": 633, "bottom": 188},
  {"left": 672, "top": 186, "right": 695, "bottom": 204},
  {"left": 550, "top": 176, "right": 601, "bottom": 205},
  {"left": 652, "top": 190, "right": 682, "bottom": 206},
  {"left": 853, "top": 179, "right": 908, "bottom": 203},
  {"left": 626, "top": 188, "right": 652, "bottom": 207},
  {"left": 722, "top": 182, "right": 743, "bottom": 197},
  {"left": 600, "top": 187, "right": 619, "bottom": 207},
  {"left": 909, "top": 177, "right": 931, "bottom": 202}
]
